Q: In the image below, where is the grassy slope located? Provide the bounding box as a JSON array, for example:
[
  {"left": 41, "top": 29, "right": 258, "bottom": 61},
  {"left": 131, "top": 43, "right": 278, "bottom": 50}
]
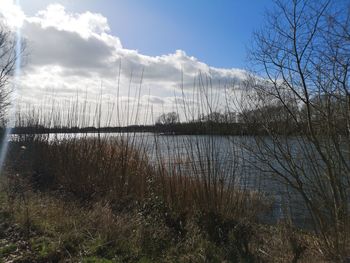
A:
[{"left": 0, "top": 181, "right": 326, "bottom": 262}]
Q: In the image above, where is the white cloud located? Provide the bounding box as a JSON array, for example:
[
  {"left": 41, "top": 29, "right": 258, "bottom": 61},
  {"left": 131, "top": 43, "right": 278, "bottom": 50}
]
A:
[
  {"left": 0, "top": 0, "right": 247, "bottom": 125},
  {"left": 0, "top": 0, "right": 25, "bottom": 28},
  {"left": 30, "top": 4, "right": 110, "bottom": 38}
]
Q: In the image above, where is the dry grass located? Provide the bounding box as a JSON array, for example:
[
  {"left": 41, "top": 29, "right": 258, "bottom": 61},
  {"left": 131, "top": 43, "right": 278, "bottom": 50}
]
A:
[
  {"left": 8, "top": 135, "right": 152, "bottom": 203},
  {"left": 0, "top": 184, "right": 326, "bottom": 262},
  {"left": 7, "top": 134, "right": 271, "bottom": 220},
  {"left": 157, "top": 164, "right": 270, "bottom": 219},
  {"left": 0, "top": 134, "right": 332, "bottom": 262}
]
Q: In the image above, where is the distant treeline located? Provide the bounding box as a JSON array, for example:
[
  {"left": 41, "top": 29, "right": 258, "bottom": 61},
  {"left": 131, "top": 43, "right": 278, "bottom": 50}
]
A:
[
  {"left": 10, "top": 122, "right": 248, "bottom": 135},
  {"left": 12, "top": 99, "right": 347, "bottom": 136},
  {"left": 10, "top": 121, "right": 307, "bottom": 136}
]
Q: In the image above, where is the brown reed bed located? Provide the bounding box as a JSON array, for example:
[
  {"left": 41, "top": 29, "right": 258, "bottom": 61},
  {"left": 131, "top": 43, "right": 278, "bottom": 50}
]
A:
[{"left": 0, "top": 133, "right": 327, "bottom": 262}]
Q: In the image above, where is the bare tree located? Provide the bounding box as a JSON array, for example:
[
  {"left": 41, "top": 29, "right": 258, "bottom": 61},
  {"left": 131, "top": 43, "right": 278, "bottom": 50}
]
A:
[
  {"left": 239, "top": 0, "right": 350, "bottom": 260},
  {"left": 0, "top": 23, "right": 20, "bottom": 124},
  {"left": 156, "top": 112, "right": 180, "bottom": 125}
]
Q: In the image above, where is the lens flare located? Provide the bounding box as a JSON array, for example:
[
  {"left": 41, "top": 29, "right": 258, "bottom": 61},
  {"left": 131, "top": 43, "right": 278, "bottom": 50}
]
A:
[{"left": 0, "top": 0, "right": 22, "bottom": 173}]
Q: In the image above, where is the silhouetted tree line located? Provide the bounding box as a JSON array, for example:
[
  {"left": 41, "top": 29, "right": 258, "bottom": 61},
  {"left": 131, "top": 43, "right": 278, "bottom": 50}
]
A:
[{"left": 11, "top": 96, "right": 349, "bottom": 136}]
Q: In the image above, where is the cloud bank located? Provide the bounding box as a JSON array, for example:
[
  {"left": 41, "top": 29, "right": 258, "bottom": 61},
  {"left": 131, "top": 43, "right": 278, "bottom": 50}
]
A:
[{"left": 0, "top": 1, "right": 247, "bottom": 125}]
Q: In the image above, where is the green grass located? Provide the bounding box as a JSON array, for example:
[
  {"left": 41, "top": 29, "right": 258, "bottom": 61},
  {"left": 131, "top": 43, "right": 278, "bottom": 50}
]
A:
[
  {"left": 82, "top": 257, "right": 114, "bottom": 263},
  {"left": 30, "top": 237, "right": 59, "bottom": 259},
  {"left": 0, "top": 243, "right": 17, "bottom": 257}
]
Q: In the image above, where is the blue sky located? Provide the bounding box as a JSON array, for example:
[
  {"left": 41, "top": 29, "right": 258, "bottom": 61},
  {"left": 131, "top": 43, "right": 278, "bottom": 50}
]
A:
[
  {"left": 0, "top": 0, "right": 277, "bottom": 124},
  {"left": 19, "top": 0, "right": 274, "bottom": 69}
]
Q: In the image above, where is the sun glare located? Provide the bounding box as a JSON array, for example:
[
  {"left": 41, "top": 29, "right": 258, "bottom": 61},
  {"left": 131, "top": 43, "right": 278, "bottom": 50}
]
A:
[{"left": 0, "top": 0, "right": 22, "bottom": 172}]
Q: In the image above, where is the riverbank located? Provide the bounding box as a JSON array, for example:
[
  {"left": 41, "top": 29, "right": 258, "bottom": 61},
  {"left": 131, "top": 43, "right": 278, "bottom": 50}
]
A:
[
  {"left": 0, "top": 187, "right": 324, "bottom": 263},
  {"left": 0, "top": 136, "right": 329, "bottom": 262}
]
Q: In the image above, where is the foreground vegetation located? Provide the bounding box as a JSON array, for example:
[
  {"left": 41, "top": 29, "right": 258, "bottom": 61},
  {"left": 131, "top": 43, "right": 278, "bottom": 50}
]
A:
[{"left": 0, "top": 135, "right": 327, "bottom": 263}]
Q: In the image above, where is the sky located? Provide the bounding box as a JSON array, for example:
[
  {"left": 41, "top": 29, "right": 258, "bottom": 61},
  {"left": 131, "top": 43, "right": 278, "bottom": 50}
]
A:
[
  {"left": 0, "top": 0, "right": 275, "bottom": 125},
  {"left": 17, "top": 0, "right": 275, "bottom": 69}
]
